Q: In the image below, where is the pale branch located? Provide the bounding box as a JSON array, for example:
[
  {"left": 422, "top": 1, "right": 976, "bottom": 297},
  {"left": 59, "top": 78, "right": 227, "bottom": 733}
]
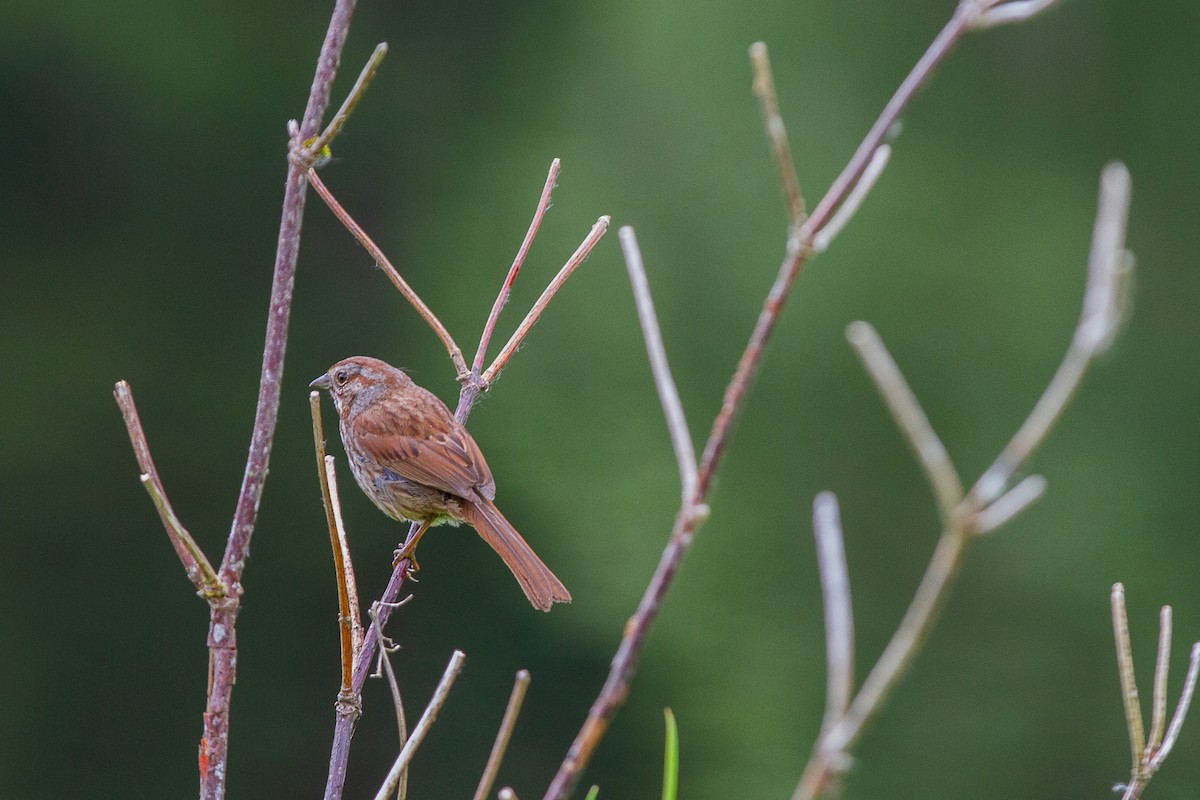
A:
[
  {"left": 372, "top": 609, "right": 410, "bottom": 800},
  {"left": 619, "top": 227, "right": 699, "bottom": 504},
  {"left": 546, "top": 3, "right": 1066, "bottom": 797},
  {"left": 1111, "top": 585, "right": 1199, "bottom": 800},
  {"left": 474, "top": 159, "right": 562, "bottom": 374},
  {"left": 306, "top": 167, "right": 468, "bottom": 378},
  {"left": 845, "top": 321, "right": 963, "bottom": 520},
  {"left": 473, "top": 670, "right": 533, "bottom": 800},
  {"left": 966, "top": 474, "right": 1046, "bottom": 535},
  {"left": 1150, "top": 606, "right": 1172, "bottom": 751},
  {"left": 812, "top": 492, "right": 854, "bottom": 729},
  {"left": 373, "top": 650, "right": 466, "bottom": 800},
  {"left": 1155, "top": 643, "right": 1199, "bottom": 768},
  {"left": 481, "top": 215, "right": 612, "bottom": 386},
  {"left": 795, "top": 162, "right": 1133, "bottom": 799},
  {"left": 970, "top": 162, "right": 1131, "bottom": 508},
  {"left": 970, "top": 0, "right": 1062, "bottom": 29},
  {"left": 811, "top": 144, "right": 891, "bottom": 253}
]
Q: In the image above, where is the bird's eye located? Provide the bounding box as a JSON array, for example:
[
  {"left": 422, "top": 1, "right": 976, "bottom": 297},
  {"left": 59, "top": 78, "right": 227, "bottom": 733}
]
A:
[{"left": 334, "top": 370, "right": 349, "bottom": 385}]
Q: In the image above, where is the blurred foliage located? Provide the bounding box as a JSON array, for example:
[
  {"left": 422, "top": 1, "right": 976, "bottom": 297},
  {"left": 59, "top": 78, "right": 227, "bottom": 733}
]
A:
[{"left": 2, "top": 1, "right": 1199, "bottom": 799}]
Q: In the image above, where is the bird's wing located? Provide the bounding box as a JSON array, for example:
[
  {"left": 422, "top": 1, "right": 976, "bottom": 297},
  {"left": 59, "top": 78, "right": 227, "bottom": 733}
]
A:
[{"left": 351, "top": 397, "right": 496, "bottom": 500}]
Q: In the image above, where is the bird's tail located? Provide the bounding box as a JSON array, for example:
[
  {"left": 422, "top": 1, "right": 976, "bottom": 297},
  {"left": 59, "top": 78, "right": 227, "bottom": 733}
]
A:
[{"left": 461, "top": 497, "right": 571, "bottom": 611}]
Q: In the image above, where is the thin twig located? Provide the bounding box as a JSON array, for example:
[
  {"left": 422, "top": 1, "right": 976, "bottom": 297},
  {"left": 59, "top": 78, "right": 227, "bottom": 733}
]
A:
[
  {"left": 1154, "top": 641, "right": 1200, "bottom": 768},
  {"left": 312, "top": 392, "right": 361, "bottom": 689},
  {"left": 483, "top": 215, "right": 612, "bottom": 386},
  {"left": 474, "top": 160, "right": 562, "bottom": 374},
  {"left": 812, "top": 492, "right": 854, "bottom": 728},
  {"left": 971, "top": 0, "right": 1061, "bottom": 29},
  {"left": 473, "top": 670, "right": 532, "bottom": 800},
  {"left": 373, "top": 650, "right": 466, "bottom": 800},
  {"left": 967, "top": 474, "right": 1046, "bottom": 535},
  {"left": 619, "top": 227, "right": 699, "bottom": 504},
  {"left": 309, "top": 43, "right": 389, "bottom": 157},
  {"left": 307, "top": 167, "right": 468, "bottom": 378},
  {"left": 1150, "top": 606, "right": 1172, "bottom": 751},
  {"left": 114, "top": 381, "right": 220, "bottom": 594},
  {"left": 812, "top": 145, "right": 891, "bottom": 253},
  {"left": 749, "top": 41, "right": 805, "bottom": 225},
  {"left": 805, "top": 1, "right": 977, "bottom": 235},
  {"left": 970, "top": 162, "right": 1131, "bottom": 507},
  {"left": 371, "top": 609, "right": 409, "bottom": 800},
  {"left": 845, "top": 321, "right": 963, "bottom": 521},
  {"left": 1112, "top": 583, "right": 1146, "bottom": 767}
]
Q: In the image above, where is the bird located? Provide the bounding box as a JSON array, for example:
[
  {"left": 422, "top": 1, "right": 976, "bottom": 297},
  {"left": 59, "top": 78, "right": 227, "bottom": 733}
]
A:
[{"left": 310, "top": 356, "right": 571, "bottom": 611}]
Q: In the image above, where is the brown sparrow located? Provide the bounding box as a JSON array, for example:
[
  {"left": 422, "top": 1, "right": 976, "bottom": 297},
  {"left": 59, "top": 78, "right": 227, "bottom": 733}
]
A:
[{"left": 310, "top": 356, "right": 571, "bottom": 611}]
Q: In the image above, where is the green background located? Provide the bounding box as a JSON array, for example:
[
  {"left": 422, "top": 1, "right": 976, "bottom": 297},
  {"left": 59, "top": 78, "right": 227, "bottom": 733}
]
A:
[{"left": 3, "top": 1, "right": 1199, "bottom": 798}]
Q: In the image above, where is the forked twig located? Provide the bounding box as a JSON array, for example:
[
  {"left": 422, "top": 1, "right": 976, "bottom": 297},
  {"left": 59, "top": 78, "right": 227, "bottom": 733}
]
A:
[
  {"left": 482, "top": 215, "right": 612, "bottom": 386},
  {"left": 970, "top": 161, "right": 1131, "bottom": 507},
  {"left": 309, "top": 43, "right": 389, "bottom": 157},
  {"left": 114, "top": 381, "right": 220, "bottom": 594},
  {"left": 1111, "top": 585, "right": 1199, "bottom": 800},
  {"left": 473, "top": 670, "right": 533, "bottom": 800},
  {"left": 373, "top": 650, "right": 466, "bottom": 800},
  {"left": 795, "top": 161, "right": 1133, "bottom": 800},
  {"left": 320, "top": 164, "right": 608, "bottom": 799},
  {"left": 474, "top": 160, "right": 562, "bottom": 373}
]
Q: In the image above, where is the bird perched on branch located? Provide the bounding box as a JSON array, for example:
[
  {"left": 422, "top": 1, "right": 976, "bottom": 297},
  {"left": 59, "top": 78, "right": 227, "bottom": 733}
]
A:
[{"left": 310, "top": 356, "right": 571, "bottom": 611}]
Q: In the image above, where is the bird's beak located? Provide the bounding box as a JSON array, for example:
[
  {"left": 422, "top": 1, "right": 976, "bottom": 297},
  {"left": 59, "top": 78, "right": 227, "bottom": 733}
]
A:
[{"left": 309, "top": 374, "right": 331, "bottom": 390}]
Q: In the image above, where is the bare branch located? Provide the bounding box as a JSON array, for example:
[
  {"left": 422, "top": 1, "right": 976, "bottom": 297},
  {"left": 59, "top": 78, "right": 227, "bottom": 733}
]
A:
[
  {"left": 967, "top": 474, "right": 1046, "bottom": 535},
  {"left": 474, "top": 160, "right": 562, "bottom": 373},
  {"left": 970, "top": 0, "right": 1062, "bottom": 29},
  {"left": 311, "top": 392, "right": 362, "bottom": 689},
  {"left": 371, "top": 609, "right": 409, "bottom": 800},
  {"left": 473, "top": 670, "right": 532, "bottom": 800},
  {"left": 812, "top": 492, "right": 854, "bottom": 728},
  {"left": 806, "top": 1, "right": 980, "bottom": 235},
  {"left": 971, "top": 162, "right": 1132, "bottom": 506},
  {"left": 1153, "top": 641, "right": 1200, "bottom": 768},
  {"left": 309, "top": 43, "right": 389, "bottom": 157},
  {"left": 373, "top": 650, "right": 466, "bottom": 800},
  {"left": 619, "top": 226, "right": 699, "bottom": 504},
  {"left": 483, "top": 215, "right": 611, "bottom": 385},
  {"left": 114, "top": 381, "right": 220, "bottom": 594},
  {"left": 1150, "top": 606, "right": 1172, "bottom": 751},
  {"left": 845, "top": 322, "right": 964, "bottom": 520},
  {"left": 307, "top": 167, "right": 468, "bottom": 378},
  {"left": 1112, "top": 583, "right": 1147, "bottom": 767},
  {"left": 749, "top": 41, "right": 805, "bottom": 225},
  {"left": 812, "top": 144, "right": 891, "bottom": 253}
]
